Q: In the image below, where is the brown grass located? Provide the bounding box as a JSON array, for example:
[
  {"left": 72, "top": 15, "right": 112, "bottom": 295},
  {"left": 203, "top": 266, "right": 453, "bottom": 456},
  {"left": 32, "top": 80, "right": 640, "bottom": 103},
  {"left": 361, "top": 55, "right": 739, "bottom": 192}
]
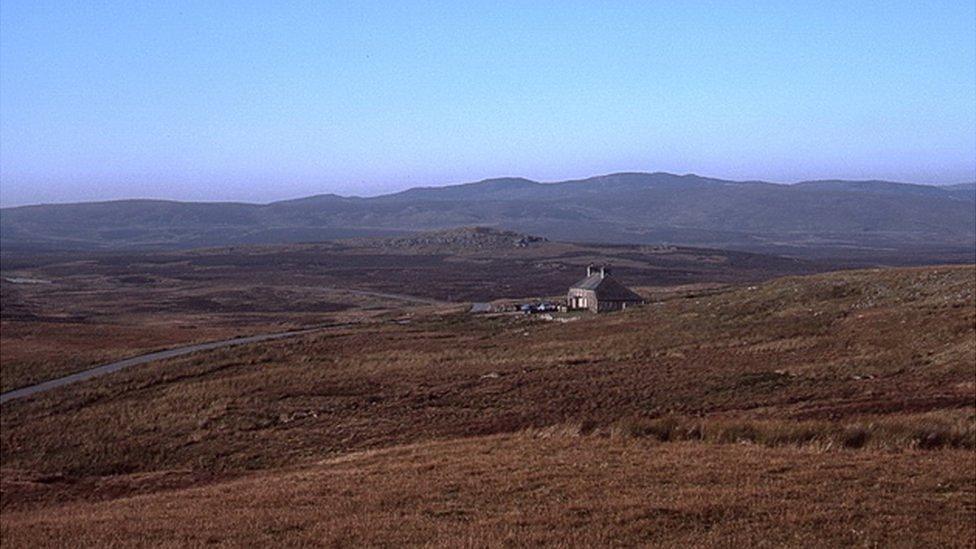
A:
[
  {"left": 608, "top": 410, "right": 976, "bottom": 450},
  {"left": 0, "top": 265, "right": 973, "bottom": 544},
  {"left": 2, "top": 433, "right": 973, "bottom": 547},
  {"left": 2, "top": 266, "right": 972, "bottom": 477}
]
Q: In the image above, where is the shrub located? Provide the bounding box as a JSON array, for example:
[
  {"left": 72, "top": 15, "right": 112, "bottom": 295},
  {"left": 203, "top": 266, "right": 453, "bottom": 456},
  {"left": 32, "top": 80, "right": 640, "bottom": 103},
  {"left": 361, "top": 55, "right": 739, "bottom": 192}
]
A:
[{"left": 841, "top": 425, "right": 870, "bottom": 449}]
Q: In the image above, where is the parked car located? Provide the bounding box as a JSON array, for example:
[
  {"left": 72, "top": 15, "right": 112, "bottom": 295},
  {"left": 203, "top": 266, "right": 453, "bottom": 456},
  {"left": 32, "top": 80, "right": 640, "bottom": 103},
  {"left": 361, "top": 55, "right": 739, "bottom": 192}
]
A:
[{"left": 520, "top": 302, "right": 561, "bottom": 314}]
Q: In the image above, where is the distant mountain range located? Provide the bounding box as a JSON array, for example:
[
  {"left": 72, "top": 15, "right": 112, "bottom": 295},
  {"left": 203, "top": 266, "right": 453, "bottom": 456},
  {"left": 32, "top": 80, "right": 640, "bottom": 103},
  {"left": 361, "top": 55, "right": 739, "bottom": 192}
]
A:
[{"left": 2, "top": 173, "right": 974, "bottom": 261}]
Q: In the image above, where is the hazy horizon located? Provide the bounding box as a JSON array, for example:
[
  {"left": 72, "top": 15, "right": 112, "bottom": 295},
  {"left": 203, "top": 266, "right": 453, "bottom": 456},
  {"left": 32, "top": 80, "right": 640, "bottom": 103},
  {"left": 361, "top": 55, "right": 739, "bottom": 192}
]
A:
[
  {"left": 1, "top": 170, "right": 975, "bottom": 209},
  {"left": 2, "top": 2, "right": 974, "bottom": 207}
]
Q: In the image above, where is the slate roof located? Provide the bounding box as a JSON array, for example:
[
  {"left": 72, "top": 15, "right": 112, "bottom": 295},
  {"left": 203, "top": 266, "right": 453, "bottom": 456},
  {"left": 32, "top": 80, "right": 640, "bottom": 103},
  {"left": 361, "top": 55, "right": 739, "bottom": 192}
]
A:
[{"left": 569, "top": 273, "right": 644, "bottom": 302}]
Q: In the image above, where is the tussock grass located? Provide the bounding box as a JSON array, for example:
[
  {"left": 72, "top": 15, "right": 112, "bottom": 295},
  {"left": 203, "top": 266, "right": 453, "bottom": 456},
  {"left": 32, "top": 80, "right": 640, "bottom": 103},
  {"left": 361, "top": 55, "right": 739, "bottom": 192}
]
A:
[
  {"left": 0, "top": 265, "right": 973, "bottom": 548},
  {"left": 3, "top": 433, "right": 975, "bottom": 548},
  {"left": 2, "top": 265, "right": 972, "bottom": 508},
  {"left": 602, "top": 411, "right": 976, "bottom": 450}
]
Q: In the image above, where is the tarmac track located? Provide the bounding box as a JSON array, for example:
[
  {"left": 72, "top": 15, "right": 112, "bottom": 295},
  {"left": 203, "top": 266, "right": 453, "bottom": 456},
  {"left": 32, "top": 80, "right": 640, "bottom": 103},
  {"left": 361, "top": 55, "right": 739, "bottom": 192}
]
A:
[
  {"left": 0, "top": 287, "right": 455, "bottom": 405},
  {"left": 0, "top": 326, "right": 335, "bottom": 405}
]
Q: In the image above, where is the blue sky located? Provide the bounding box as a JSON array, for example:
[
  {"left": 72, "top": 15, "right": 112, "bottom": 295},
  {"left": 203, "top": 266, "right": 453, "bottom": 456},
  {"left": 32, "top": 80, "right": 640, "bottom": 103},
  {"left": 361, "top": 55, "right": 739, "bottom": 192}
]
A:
[{"left": 1, "top": 1, "right": 974, "bottom": 206}]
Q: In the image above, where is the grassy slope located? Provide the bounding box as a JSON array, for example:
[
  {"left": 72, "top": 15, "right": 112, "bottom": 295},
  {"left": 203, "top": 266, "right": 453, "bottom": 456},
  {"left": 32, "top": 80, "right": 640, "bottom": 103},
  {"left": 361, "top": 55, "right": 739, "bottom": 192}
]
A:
[
  {"left": 3, "top": 434, "right": 974, "bottom": 547},
  {"left": 1, "top": 265, "right": 972, "bottom": 472},
  {"left": 1, "top": 265, "right": 973, "bottom": 546}
]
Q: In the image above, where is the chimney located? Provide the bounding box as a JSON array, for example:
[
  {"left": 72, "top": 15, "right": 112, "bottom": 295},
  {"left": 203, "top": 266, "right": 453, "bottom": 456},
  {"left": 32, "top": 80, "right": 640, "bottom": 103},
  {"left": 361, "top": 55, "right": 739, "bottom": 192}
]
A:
[
  {"left": 600, "top": 266, "right": 606, "bottom": 278},
  {"left": 586, "top": 264, "right": 594, "bottom": 277}
]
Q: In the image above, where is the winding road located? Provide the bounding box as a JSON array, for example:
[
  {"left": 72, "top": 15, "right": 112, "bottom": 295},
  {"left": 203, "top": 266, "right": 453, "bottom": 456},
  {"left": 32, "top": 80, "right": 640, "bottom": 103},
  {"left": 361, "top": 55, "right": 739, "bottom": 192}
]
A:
[
  {"left": 0, "top": 327, "right": 334, "bottom": 405},
  {"left": 0, "top": 280, "right": 475, "bottom": 405},
  {"left": 1, "top": 286, "right": 459, "bottom": 405}
]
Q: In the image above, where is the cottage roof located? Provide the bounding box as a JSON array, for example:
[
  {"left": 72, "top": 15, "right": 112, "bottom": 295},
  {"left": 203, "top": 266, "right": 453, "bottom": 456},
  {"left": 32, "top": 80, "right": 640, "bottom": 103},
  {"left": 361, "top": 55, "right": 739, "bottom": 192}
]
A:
[{"left": 569, "top": 273, "right": 644, "bottom": 301}]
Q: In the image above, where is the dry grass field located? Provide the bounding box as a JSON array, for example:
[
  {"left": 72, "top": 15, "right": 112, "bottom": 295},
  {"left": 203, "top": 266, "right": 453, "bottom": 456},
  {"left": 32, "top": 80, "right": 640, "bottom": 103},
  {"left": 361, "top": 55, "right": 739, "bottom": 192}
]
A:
[
  {"left": 1, "top": 262, "right": 973, "bottom": 546},
  {"left": 3, "top": 434, "right": 973, "bottom": 547}
]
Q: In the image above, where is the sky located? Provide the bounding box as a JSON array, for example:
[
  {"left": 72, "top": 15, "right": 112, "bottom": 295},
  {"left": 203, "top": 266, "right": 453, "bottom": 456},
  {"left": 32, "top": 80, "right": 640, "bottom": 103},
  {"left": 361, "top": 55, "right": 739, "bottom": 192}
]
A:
[{"left": 1, "top": 1, "right": 974, "bottom": 207}]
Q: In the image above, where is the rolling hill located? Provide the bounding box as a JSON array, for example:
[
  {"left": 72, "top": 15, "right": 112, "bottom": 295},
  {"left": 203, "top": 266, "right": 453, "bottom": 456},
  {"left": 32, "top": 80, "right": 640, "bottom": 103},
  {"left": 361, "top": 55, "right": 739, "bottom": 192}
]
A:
[
  {"left": 1, "top": 264, "right": 973, "bottom": 546},
  {"left": 2, "top": 173, "right": 974, "bottom": 260}
]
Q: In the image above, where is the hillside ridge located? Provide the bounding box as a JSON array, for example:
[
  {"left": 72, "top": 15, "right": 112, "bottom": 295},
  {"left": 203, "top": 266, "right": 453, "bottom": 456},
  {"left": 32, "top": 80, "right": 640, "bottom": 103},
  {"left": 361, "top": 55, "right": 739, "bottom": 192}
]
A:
[{"left": 2, "top": 172, "right": 973, "bottom": 257}]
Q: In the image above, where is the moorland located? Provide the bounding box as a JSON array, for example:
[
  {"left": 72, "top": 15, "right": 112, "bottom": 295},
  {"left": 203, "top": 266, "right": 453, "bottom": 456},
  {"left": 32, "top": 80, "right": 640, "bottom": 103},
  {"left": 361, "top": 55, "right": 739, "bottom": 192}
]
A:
[
  {"left": 0, "top": 223, "right": 973, "bottom": 546},
  {"left": 1, "top": 228, "right": 818, "bottom": 392}
]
